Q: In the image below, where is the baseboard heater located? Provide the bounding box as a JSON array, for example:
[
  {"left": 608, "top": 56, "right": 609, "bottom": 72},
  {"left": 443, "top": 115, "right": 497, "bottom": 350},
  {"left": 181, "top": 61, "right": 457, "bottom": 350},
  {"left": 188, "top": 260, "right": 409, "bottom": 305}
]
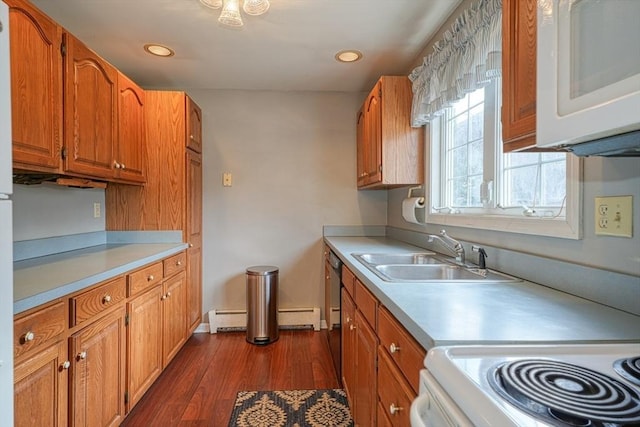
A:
[{"left": 208, "top": 307, "right": 321, "bottom": 333}]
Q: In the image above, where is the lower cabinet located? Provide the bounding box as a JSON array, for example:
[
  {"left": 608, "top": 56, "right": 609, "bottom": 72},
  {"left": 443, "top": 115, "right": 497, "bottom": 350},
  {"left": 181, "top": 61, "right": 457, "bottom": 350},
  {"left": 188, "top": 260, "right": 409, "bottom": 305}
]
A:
[
  {"left": 13, "top": 251, "right": 189, "bottom": 426},
  {"left": 69, "top": 307, "right": 126, "bottom": 427},
  {"left": 14, "top": 340, "right": 68, "bottom": 427},
  {"left": 340, "top": 265, "right": 427, "bottom": 427}
]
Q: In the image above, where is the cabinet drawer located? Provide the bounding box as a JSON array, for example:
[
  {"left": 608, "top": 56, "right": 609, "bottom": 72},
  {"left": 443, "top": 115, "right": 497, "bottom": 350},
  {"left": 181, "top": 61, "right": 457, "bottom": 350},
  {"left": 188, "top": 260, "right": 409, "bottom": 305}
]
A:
[
  {"left": 377, "top": 348, "right": 415, "bottom": 427},
  {"left": 128, "top": 262, "right": 163, "bottom": 296},
  {"left": 70, "top": 276, "right": 126, "bottom": 326},
  {"left": 163, "top": 252, "right": 186, "bottom": 278},
  {"left": 355, "top": 279, "right": 377, "bottom": 331},
  {"left": 341, "top": 265, "right": 355, "bottom": 297},
  {"left": 378, "top": 306, "right": 426, "bottom": 394},
  {"left": 14, "top": 301, "right": 66, "bottom": 359}
]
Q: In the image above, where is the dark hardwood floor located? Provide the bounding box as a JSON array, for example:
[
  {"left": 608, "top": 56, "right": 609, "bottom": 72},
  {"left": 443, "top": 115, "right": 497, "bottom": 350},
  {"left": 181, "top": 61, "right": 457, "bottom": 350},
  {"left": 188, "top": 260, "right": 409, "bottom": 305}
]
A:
[{"left": 121, "top": 330, "right": 340, "bottom": 426}]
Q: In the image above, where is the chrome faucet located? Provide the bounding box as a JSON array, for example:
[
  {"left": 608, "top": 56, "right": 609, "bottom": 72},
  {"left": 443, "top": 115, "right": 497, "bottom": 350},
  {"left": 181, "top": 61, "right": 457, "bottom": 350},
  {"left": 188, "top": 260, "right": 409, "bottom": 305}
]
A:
[{"left": 428, "top": 230, "right": 465, "bottom": 264}]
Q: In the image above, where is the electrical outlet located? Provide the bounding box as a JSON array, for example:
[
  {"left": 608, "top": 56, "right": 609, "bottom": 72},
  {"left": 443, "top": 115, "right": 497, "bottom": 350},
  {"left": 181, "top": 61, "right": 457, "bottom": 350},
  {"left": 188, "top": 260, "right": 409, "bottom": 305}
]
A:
[
  {"left": 594, "top": 196, "right": 632, "bottom": 237},
  {"left": 93, "top": 202, "right": 101, "bottom": 218}
]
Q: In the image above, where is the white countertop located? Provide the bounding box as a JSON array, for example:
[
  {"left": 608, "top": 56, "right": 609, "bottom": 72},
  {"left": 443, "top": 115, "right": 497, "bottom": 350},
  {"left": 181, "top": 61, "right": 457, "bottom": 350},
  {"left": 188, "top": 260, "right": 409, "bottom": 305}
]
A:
[
  {"left": 324, "top": 236, "right": 640, "bottom": 350},
  {"left": 14, "top": 242, "right": 187, "bottom": 314}
]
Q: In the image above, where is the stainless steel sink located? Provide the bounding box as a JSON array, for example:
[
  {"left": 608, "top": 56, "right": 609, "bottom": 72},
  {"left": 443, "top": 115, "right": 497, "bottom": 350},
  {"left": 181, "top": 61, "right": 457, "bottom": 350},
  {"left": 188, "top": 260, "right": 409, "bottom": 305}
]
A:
[
  {"left": 373, "top": 264, "right": 518, "bottom": 283},
  {"left": 354, "top": 252, "right": 440, "bottom": 265},
  {"left": 352, "top": 252, "right": 521, "bottom": 283}
]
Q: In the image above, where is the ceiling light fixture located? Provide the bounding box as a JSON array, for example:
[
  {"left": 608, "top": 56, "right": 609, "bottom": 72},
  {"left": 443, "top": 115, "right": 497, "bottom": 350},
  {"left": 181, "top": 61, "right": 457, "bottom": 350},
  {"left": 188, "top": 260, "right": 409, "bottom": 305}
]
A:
[
  {"left": 335, "top": 50, "right": 363, "bottom": 63},
  {"left": 199, "top": 0, "right": 270, "bottom": 28},
  {"left": 144, "top": 44, "right": 175, "bottom": 57}
]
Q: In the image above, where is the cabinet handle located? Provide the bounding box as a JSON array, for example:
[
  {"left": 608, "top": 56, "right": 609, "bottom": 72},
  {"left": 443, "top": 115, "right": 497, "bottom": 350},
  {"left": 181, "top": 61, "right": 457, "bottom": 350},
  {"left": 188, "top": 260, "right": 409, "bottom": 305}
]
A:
[
  {"left": 102, "top": 295, "right": 112, "bottom": 304},
  {"left": 389, "top": 343, "right": 400, "bottom": 353},
  {"left": 77, "top": 351, "right": 87, "bottom": 360},
  {"left": 389, "top": 403, "right": 403, "bottom": 415},
  {"left": 147, "top": 275, "right": 155, "bottom": 281},
  {"left": 61, "top": 360, "right": 71, "bottom": 370},
  {"left": 22, "top": 331, "right": 35, "bottom": 343}
]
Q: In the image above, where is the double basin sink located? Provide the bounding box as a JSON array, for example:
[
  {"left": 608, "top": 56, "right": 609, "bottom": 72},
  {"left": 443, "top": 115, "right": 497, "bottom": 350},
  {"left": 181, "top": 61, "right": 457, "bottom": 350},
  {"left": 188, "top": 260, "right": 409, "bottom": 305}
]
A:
[{"left": 353, "top": 252, "right": 520, "bottom": 283}]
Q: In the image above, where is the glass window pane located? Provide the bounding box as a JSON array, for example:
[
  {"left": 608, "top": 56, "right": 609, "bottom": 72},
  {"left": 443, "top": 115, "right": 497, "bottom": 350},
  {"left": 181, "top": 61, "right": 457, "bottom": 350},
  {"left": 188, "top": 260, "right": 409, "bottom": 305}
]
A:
[
  {"left": 541, "top": 152, "right": 567, "bottom": 162},
  {"left": 469, "top": 140, "right": 483, "bottom": 175},
  {"left": 453, "top": 113, "right": 469, "bottom": 147},
  {"left": 505, "top": 165, "right": 537, "bottom": 206},
  {"left": 469, "top": 87, "right": 484, "bottom": 107},
  {"left": 452, "top": 177, "right": 468, "bottom": 207},
  {"left": 468, "top": 174, "right": 483, "bottom": 206},
  {"left": 469, "top": 105, "right": 484, "bottom": 141},
  {"left": 504, "top": 152, "right": 539, "bottom": 168},
  {"left": 452, "top": 94, "right": 469, "bottom": 115},
  {"left": 541, "top": 161, "right": 566, "bottom": 206},
  {"left": 451, "top": 146, "right": 468, "bottom": 178}
]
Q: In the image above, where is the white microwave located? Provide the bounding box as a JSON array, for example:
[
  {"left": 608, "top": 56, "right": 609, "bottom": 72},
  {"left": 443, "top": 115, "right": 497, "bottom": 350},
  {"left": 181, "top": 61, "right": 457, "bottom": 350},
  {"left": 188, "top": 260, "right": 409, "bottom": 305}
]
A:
[{"left": 536, "top": 0, "right": 640, "bottom": 151}]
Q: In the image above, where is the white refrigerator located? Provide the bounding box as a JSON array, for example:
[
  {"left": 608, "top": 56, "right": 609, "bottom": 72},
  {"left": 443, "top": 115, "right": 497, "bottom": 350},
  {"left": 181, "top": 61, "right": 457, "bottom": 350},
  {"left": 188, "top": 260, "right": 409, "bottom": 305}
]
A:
[{"left": 0, "top": 1, "right": 14, "bottom": 424}]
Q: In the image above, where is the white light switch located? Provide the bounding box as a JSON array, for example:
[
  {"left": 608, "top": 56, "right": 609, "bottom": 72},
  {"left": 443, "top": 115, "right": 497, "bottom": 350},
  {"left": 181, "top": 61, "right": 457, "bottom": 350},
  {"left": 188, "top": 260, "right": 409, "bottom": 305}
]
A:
[{"left": 223, "top": 172, "right": 232, "bottom": 187}]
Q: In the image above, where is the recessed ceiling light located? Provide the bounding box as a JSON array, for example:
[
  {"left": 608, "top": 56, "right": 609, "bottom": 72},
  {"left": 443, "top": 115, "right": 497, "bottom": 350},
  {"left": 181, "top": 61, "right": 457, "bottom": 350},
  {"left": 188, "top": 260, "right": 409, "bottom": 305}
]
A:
[
  {"left": 335, "top": 50, "right": 363, "bottom": 63},
  {"left": 144, "top": 44, "right": 175, "bottom": 57}
]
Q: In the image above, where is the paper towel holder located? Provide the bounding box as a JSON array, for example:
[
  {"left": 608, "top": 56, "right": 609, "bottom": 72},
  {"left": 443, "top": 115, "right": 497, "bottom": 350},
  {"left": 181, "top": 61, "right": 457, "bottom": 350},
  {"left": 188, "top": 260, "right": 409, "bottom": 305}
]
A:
[{"left": 407, "top": 186, "right": 424, "bottom": 203}]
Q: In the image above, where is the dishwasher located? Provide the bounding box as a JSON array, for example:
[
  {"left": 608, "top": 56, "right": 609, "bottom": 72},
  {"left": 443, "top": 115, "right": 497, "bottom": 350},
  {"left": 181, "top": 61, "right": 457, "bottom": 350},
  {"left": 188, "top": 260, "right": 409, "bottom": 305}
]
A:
[{"left": 326, "top": 250, "right": 342, "bottom": 379}]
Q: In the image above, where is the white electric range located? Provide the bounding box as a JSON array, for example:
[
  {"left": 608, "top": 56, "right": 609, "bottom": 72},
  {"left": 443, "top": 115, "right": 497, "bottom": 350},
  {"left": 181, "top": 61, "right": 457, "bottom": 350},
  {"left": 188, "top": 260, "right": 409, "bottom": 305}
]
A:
[{"left": 410, "top": 343, "right": 640, "bottom": 427}]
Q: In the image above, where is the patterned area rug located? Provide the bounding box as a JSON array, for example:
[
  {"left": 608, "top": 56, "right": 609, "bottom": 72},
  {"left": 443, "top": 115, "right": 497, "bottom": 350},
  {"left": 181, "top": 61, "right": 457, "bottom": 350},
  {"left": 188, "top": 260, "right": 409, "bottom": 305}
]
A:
[{"left": 228, "top": 389, "right": 353, "bottom": 427}]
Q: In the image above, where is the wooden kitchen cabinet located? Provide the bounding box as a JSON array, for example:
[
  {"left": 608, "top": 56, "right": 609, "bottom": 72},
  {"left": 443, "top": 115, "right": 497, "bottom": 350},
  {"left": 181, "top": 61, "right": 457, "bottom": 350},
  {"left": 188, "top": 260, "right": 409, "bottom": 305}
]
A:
[
  {"left": 63, "top": 32, "right": 118, "bottom": 180},
  {"left": 6, "top": 0, "right": 63, "bottom": 173},
  {"left": 115, "top": 72, "right": 146, "bottom": 183},
  {"left": 502, "top": 0, "right": 539, "bottom": 152},
  {"left": 126, "top": 254, "right": 187, "bottom": 411},
  {"left": 106, "top": 91, "right": 203, "bottom": 335},
  {"left": 357, "top": 76, "right": 424, "bottom": 189},
  {"left": 340, "top": 269, "right": 379, "bottom": 426},
  {"left": 69, "top": 305, "right": 126, "bottom": 427},
  {"left": 377, "top": 348, "right": 415, "bottom": 426},
  {"left": 13, "top": 299, "right": 68, "bottom": 427}
]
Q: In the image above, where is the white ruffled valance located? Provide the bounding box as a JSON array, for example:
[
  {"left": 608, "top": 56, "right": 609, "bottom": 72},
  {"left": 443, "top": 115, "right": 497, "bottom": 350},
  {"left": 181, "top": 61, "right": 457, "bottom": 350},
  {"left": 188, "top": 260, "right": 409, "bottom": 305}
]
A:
[{"left": 409, "top": 0, "right": 502, "bottom": 126}]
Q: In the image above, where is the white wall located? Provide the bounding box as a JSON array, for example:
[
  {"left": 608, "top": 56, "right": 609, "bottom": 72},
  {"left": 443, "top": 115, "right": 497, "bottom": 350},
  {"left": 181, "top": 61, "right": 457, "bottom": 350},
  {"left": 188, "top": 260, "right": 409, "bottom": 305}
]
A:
[
  {"left": 12, "top": 184, "right": 105, "bottom": 241},
  {"left": 188, "top": 90, "right": 387, "bottom": 320}
]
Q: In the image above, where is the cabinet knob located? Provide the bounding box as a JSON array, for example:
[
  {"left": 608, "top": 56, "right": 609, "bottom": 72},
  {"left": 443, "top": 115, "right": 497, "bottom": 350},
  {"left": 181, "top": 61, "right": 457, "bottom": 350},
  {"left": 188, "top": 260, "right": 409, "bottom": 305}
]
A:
[
  {"left": 166, "top": 291, "right": 172, "bottom": 298},
  {"left": 61, "top": 360, "right": 71, "bottom": 370},
  {"left": 349, "top": 324, "right": 356, "bottom": 331},
  {"left": 345, "top": 316, "right": 351, "bottom": 324},
  {"left": 326, "top": 275, "right": 330, "bottom": 280},
  {"left": 389, "top": 343, "right": 400, "bottom": 353},
  {"left": 114, "top": 161, "right": 121, "bottom": 169},
  {"left": 147, "top": 275, "right": 154, "bottom": 281},
  {"left": 389, "top": 403, "right": 403, "bottom": 415},
  {"left": 120, "top": 163, "right": 126, "bottom": 170},
  {"left": 22, "top": 331, "right": 35, "bottom": 343},
  {"left": 77, "top": 351, "right": 87, "bottom": 360},
  {"left": 189, "top": 243, "right": 194, "bottom": 248},
  {"left": 176, "top": 261, "right": 182, "bottom": 266},
  {"left": 161, "top": 295, "right": 167, "bottom": 301},
  {"left": 102, "top": 295, "right": 112, "bottom": 304},
  {"left": 190, "top": 134, "right": 195, "bottom": 140}
]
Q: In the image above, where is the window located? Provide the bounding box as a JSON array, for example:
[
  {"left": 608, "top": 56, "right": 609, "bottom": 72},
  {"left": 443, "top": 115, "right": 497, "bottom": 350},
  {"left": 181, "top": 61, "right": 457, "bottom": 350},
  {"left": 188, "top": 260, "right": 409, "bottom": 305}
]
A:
[{"left": 428, "top": 81, "right": 582, "bottom": 239}]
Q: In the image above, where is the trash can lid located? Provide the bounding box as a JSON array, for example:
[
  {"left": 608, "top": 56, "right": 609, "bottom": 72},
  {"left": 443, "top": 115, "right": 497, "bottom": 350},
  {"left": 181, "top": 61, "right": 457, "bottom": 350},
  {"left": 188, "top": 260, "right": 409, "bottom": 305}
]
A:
[{"left": 246, "top": 265, "right": 279, "bottom": 275}]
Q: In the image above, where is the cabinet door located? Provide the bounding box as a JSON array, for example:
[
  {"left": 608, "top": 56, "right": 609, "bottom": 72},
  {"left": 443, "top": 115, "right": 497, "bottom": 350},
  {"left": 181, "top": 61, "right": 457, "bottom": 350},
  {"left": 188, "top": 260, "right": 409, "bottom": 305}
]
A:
[
  {"left": 7, "top": 0, "right": 62, "bottom": 171},
  {"left": 502, "top": 0, "right": 537, "bottom": 151},
  {"left": 70, "top": 307, "right": 125, "bottom": 427},
  {"left": 341, "top": 289, "right": 356, "bottom": 407},
  {"left": 64, "top": 33, "right": 118, "bottom": 179},
  {"left": 186, "top": 149, "right": 202, "bottom": 333},
  {"left": 14, "top": 341, "right": 68, "bottom": 427},
  {"left": 126, "top": 285, "right": 163, "bottom": 411},
  {"left": 116, "top": 72, "right": 146, "bottom": 184},
  {"left": 354, "top": 310, "right": 377, "bottom": 426},
  {"left": 186, "top": 96, "right": 202, "bottom": 153},
  {"left": 364, "top": 84, "right": 382, "bottom": 185},
  {"left": 162, "top": 271, "right": 187, "bottom": 366},
  {"left": 356, "top": 107, "right": 366, "bottom": 186}
]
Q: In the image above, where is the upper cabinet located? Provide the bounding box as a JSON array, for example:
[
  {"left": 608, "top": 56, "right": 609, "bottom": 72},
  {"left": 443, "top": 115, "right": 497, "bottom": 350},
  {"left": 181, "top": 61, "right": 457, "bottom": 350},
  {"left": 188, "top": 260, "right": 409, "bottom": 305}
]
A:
[
  {"left": 501, "top": 0, "right": 537, "bottom": 152},
  {"left": 7, "top": 0, "right": 63, "bottom": 172},
  {"left": 357, "top": 76, "right": 424, "bottom": 189},
  {"left": 7, "top": 0, "right": 146, "bottom": 184},
  {"left": 116, "top": 72, "right": 146, "bottom": 184},
  {"left": 186, "top": 96, "right": 202, "bottom": 153},
  {"left": 63, "top": 33, "right": 118, "bottom": 180}
]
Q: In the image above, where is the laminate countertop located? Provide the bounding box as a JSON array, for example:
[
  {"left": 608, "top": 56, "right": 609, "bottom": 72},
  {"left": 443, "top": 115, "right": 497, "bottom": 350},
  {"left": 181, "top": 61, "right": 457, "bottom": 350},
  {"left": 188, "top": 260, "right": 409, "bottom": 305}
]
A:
[
  {"left": 14, "top": 242, "right": 187, "bottom": 314},
  {"left": 324, "top": 236, "right": 640, "bottom": 350}
]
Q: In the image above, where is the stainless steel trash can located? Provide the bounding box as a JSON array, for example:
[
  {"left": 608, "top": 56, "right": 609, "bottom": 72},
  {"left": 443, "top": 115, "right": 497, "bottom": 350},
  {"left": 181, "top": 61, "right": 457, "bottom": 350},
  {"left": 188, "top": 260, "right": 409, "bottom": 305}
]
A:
[{"left": 246, "top": 265, "right": 279, "bottom": 345}]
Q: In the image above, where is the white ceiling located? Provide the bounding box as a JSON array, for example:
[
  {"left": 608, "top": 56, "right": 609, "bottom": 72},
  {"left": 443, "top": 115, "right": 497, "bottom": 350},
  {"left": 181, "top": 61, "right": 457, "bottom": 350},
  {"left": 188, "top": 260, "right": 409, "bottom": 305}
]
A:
[{"left": 30, "top": 0, "right": 462, "bottom": 92}]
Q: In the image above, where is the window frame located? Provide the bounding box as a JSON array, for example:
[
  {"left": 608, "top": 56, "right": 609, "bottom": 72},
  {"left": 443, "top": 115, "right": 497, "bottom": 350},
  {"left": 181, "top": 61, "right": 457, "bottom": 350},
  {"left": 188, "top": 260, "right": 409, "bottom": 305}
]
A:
[{"left": 424, "top": 84, "right": 583, "bottom": 240}]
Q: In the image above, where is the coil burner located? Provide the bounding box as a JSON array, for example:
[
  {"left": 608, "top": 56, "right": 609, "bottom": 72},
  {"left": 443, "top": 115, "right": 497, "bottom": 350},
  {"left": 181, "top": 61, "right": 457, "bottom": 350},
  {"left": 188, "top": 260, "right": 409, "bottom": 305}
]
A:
[
  {"left": 615, "top": 357, "right": 640, "bottom": 387},
  {"left": 488, "top": 358, "right": 640, "bottom": 426}
]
